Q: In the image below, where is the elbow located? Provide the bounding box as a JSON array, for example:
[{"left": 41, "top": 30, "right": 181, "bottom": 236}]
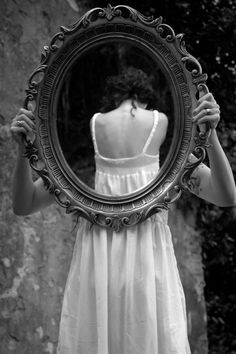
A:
[
  {"left": 12, "top": 204, "right": 31, "bottom": 216},
  {"left": 12, "top": 192, "right": 35, "bottom": 216},
  {"left": 13, "top": 208, "right": 27, "bottom": 216},
  {"left": 214, "top": 192, "right": 236, "bottom": 208}
]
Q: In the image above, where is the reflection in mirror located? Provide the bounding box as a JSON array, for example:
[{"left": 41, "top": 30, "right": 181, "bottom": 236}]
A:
[{"left": 57, "top": 41, "right": 174, "bottom": 194}]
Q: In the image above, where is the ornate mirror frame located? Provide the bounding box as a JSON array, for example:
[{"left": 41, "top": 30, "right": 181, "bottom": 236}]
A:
[{"left": 24, "top": 4, "right": 210, "bottom": 231}]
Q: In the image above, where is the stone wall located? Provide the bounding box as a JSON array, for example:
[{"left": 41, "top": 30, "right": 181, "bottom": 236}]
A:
[
  {"left": 0, "top": 1, "right": 208, "bottom": 353},
  {"left": 0, "top": 1, "right": 85, "bottom": 353}
]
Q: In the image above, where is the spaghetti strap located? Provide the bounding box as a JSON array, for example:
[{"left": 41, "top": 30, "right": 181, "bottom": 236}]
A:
[
  {"left": 91, "top": 113, "right": 100, "bottom": 155},
  {"left": 142, "top": 110, "right": 159, "bottom": 153}
]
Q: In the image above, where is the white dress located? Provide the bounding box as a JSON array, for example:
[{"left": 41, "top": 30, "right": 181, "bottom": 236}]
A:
[{"left": 57, "top": 111, "right": 191, "bottom": 354}]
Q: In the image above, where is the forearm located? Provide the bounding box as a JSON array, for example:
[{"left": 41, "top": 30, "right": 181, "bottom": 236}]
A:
[
  {"left": 207, "top": 129, "right": 236, "bottom": 206},
  {"left": 12, "top": 146, "right": 36, "bottom": 215}
]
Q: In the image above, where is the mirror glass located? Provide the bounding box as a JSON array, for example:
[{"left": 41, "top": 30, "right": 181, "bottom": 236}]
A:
[{"left": 56, "top": 40, "right": 175, "bottom": 195}]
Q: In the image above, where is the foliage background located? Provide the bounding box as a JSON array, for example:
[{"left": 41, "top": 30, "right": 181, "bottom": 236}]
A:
[{"left": 88, "top": 0, "right": 236, "bottom": 352}]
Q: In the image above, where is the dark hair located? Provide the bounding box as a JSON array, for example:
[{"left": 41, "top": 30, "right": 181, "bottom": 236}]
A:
[{"left": 100, "top": 66, "right": 157, "bottom": 112}]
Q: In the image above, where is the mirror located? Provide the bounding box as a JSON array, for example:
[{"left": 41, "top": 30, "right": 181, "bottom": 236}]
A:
[
  {"left": 24, "top": 4, "right": 209, "bottom": 231},
  {"left": 56, "top": 40, "right": 174, "bottom": 194}
]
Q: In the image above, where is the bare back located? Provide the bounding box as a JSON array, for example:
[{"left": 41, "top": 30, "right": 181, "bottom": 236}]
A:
[{"left": 91, "top": 103, "right": 168, "bottom": 159}]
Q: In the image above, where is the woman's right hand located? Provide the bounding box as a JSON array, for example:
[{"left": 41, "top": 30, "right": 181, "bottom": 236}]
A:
[{"left": 10, "top": 107, "right": 35, "bottom": 147}]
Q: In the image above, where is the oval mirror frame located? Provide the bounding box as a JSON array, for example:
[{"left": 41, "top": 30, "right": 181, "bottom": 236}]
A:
[{"left": 24, "top": 4, "right": 210, "bottom": 232}]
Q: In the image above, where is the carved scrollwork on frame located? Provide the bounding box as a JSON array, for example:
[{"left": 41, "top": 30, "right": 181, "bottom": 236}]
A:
[{"left": 24, "top": 4, "right": 210, "bottom": 231}]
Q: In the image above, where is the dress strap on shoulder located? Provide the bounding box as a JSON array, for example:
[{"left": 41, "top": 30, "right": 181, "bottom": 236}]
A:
[
  {"left": 142, "top": 110, "right": 159, "bottom": 154},
  {"left": 91, "top": 113, "right": 100, "bottom": 154}
]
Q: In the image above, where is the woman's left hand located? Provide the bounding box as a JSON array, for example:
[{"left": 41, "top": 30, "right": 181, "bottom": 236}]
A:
[{"left": 192, "top": 92, "right": 220, "bottom": 129}]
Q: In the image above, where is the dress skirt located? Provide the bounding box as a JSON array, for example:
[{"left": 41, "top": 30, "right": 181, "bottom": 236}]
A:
[{"left": 57, "top": 211, "right": 191, "bottom": 354}]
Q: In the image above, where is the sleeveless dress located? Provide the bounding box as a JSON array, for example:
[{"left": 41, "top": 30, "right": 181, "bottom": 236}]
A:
[{"left": 57, "top": 111, "right": 191, "bottom": 354}]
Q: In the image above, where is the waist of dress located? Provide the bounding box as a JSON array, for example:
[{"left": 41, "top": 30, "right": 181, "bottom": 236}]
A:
[
  {"left": 95, "top": 154, "right": 160, "bottom": 173},
  {"left": 96, "top": 162, "right": 159, "bottom": 176}
]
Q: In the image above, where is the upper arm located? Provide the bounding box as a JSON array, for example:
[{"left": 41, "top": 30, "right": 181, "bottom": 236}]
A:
[
  {"left": 187, "top": 161, "right": 210, "bottom": 197},
  {"left": 30, "top": 178, "right": 55, "bottom": 214},
  {"left": 186, "top": 154, "right": 215, "bottom": 203},
  {"left": 187, "top": 153, "right": 236, "bottom": 207}
]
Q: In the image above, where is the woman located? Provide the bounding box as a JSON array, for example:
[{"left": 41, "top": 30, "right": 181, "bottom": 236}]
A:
[{"left": 11, "top": 67, "right": 236, "bottom": 354}]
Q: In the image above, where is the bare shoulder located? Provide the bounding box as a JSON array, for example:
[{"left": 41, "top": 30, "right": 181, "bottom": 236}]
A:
[
  {"left": 90, "top": 112, "right": 106, "bottom": 131},
  {"left": 97, "top": 110, "right": 115, "bottom": 122},
  {"left": 158, "top": 112, "right": 168, "bottom": 126},
  {"left": 147, "top": 111, "right": 168, "bottom": 149},
  {"left": 157, "top": 112, "right": 168, "bottom": 137}
]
